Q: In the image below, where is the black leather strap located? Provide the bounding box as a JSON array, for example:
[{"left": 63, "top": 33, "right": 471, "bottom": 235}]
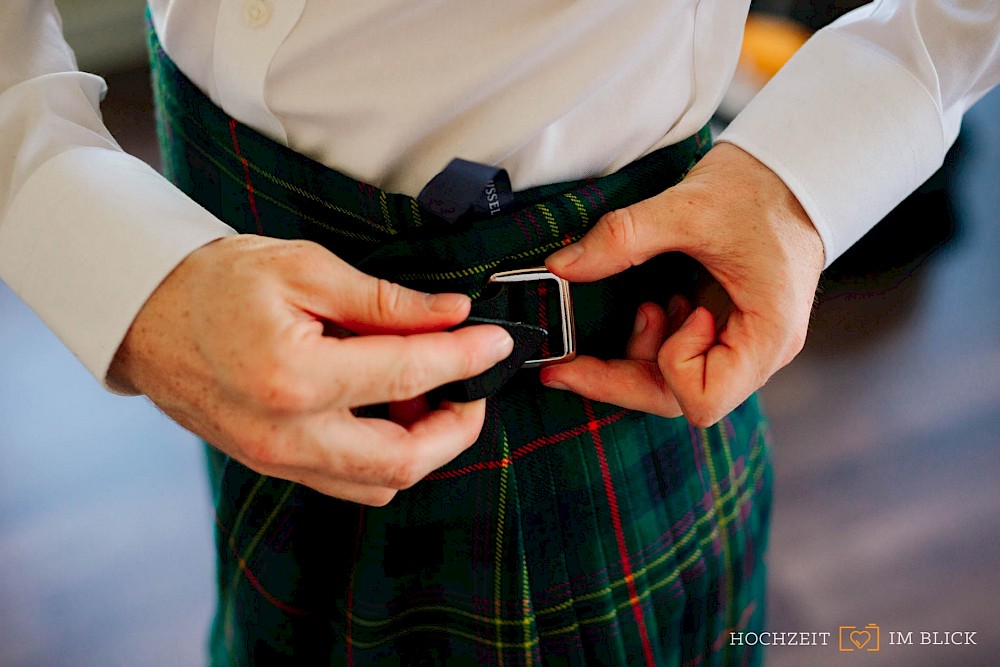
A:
[
  {"left": 430, "top": 315, "right": 547, "bottom": 403},
  {"left": 430, "top": 276, "right": 551, "bottom": 402}
]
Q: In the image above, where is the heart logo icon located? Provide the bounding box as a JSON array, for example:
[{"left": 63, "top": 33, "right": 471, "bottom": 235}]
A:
[{"left": 850, "top": 630, "right": 871, "bottom": 649}]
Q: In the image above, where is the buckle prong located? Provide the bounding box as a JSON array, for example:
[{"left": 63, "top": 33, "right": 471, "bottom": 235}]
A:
[{"left": 488, "top": 267, "right": 576, "bottom": 367}]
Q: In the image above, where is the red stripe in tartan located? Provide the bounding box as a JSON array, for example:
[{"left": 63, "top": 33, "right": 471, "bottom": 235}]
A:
[
  {"left": 346, "top": 505, "right": 367, "bottom": 667},
  {"left": 513, "top": 210, "right": 532, "bottom": 244},
  {"left": 575, "top": 184, "right": 606, "bottom": 237},
  {"left": 523, "top": 208, "right": 543, "bottom": 242},
  {"left": 424, "top": 408, "right": 629, "bottom": 481},
  {"left": 235, "top": 553, "right": 310, "bottom": 616},
  {"left": 581, "top": 182, "right": 607, "bottom": 209},
  {"left": 211, "top": 513, "right": 311, "bottom": 616},
  {"left": 585, "top": 399, "right": 657, "bottom": 667},
  {"left": 228, "top": 118, "right": 264, "bottom": 235}
]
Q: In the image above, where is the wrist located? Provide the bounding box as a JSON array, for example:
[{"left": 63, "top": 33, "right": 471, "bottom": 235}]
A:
[{"left": 701, "top": 142, "right": 825, "bottom": 271}]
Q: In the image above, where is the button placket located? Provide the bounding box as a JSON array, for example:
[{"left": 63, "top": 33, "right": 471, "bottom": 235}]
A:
[{"left": 213, "top": 0, "right": 305, "bottom": 144}]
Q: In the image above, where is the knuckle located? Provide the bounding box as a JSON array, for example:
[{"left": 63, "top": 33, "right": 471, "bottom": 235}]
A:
[
  {"left": 685, "top": 407, "right": 720, "bottom": 429},
  {"left": 679, "top": 394, "right": 723, "bottom": 428},
  {"left": 373, "top": 278, "right": 406, "bottom": 321},
  {"left": 247, "top": 361, "right": 318, "bottom": 413},
  {"left": 365, "top": 489, "right": 398, "bottom": 507},
  {"left": 385, "top": 456, "right": 425, "bottom": 490},
  {"left": 387, "top": 360, "right": 430, "bottom": 401},
  {"left": 601, "top": 208, "right": 640, "bottom": 257},
  {"left": 659, "top": 346, "right": 686, "bottom": 377},
  {"left": 460, "top": 428, "right": 481, "bottom": 450},
  {"left": 240, "top": 430, "right": 285, "bottom": 469},
  {"left": 447, "top": 416, "right": 480, "bottom": 450},
  {"left": 288, "top": 240, "right": 328, "bottom": 271},
  {"left": 458, "top": 341, "right": 485, "bottom": 379}
]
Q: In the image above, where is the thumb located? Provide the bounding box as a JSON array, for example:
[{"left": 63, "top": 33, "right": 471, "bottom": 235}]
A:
[
  {"left": 545, "top": 201, "right": 673, "bottom": 282},
  {"left": 301, "top": 258, "right": 472, "bottom": 335},
  {"left": 340, "top": 273, "right": 472, "bottom": 335}
]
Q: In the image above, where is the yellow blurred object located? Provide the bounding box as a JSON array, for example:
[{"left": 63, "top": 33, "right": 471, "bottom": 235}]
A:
[{"left": 739, "top": 13, "right": 813, "bottom": 81}]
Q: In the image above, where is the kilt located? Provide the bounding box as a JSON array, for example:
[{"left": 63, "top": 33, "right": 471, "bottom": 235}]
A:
[{"left": 148, "top": 22, "right": 773, "bottom": 667}]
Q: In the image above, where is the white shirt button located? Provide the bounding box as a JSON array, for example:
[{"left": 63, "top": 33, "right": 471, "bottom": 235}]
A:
[{"left": 243, "top": 1, "right": 270, "bottom": 28}]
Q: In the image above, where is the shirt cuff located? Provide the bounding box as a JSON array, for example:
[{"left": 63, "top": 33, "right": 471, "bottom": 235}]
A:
[
  {"left": 717, "top": 28, "right": 947, "bottom": 268},
  {"left": 0, "top": 146, "right": 236, "bottom": 388}
]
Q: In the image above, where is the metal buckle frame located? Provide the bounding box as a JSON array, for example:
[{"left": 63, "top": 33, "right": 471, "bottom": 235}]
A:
[{"left": 488, "top": 267, "right": 577, "bottom": 368}]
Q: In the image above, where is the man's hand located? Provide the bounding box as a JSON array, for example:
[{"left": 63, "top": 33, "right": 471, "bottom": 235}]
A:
[
  {"left": 108, "top": 235, "right": 513, "bottom": 505},
  {"left": 542, "top": 142, "right": 825, "bottom": 426}
]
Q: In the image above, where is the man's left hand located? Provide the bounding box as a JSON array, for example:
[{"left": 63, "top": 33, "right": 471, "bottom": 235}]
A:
[{"left": 542, "top": 142, "right": 825, "bottom": 426}]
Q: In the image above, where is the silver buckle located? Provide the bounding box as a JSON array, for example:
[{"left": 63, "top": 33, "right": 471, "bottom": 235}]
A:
[{"left": 487, "top": 267, "right": 577, "bottom": 368}]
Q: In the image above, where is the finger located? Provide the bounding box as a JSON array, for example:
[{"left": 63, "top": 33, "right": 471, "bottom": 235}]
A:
[
  {"left": 305, "top": 324, "right": 513, "bottom": 407},
  {"left": 280, "top": 472, "right": 402, "bottom": 507},
  {"left": 545, "top": 199, "right": 675, "bottom": 282},
  {"left": 287, "top": 399, "right": 486, "bottom": 504},
  {"left": 626, "top": 302, "right": 669, "bottom": 361},
  {"left": 332, "top": 399, "right": 487, "bottom": 489},
  {"left": 291, "top": 248, "right": 471, "bottom": 333},
  {"left": 657, "top": 307, "right": 760, "bottom": 427},
  {"left": 540, "top": 356, "right": 682, "bottom": 418},
  {"left": 342, "top": 286, "right": 472, "bottom": 335}
]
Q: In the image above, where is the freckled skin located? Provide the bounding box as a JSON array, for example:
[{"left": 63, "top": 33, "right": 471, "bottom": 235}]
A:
[{"left": 108, "top": 234, "right": 512, "bottom": 505}]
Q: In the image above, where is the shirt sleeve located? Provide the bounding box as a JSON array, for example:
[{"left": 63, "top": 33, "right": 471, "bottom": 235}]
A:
[
  {"left": 717, "top": 0, "right": 1000, "bottom": 267},
  {"left": 0, "top": 0, "right": 236, "bottom": 387}
]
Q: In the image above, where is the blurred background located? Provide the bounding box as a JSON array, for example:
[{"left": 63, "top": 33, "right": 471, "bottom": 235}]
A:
[{"left": 1, "top": 1, "right": 998, "bottom": 665}]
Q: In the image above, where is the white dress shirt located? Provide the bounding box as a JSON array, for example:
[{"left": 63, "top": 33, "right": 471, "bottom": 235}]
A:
[{"left": 1, "top": 0, "right": 998, "bottom": 383}]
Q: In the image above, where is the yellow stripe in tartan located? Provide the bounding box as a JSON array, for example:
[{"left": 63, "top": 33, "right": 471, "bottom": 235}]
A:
[
  {"left": 398, "top": 258, "right": 504, "bottom": 284},
  {"left": 225, "top": 474, "right": 267, "bottom": 552},
  {"left": 347, "top": 624, "right": 542, "bottom": 652},
  {"left": 533, "top": 459, "right": 764, "bottom": 642},
  {"left": 349, "top": 460, "right": 763, "bottom": 648},
  {"left": 350, "top": 603, "right": 531, "bottom": 629},
  {"left": 410, "top": 199, "right": 423, "bottom": 227},
  {"left": 206, "top": 451, "right": 228, "bottom": 495},
  {"left": 154, "top": 69, "right": 398, "bottom": 236},
  {"left": 395, "top": 237, "right": 582, "bottom": 284},
  {"left": 564, "top": 193, "right": 589, "bottom": 227},
  {"left": 699, "top": 425, "right": 735, "bottom": 625},
  {"left": 544, "top": 526, "right": 711, "bottom": 639},
  {"left": 348, "top": 433, "right": 764, "bottom": 638},
  {"left": 380, "top": 191, "right": 391, "bottom": 227},
  {"left": 717, "top": 419, "right": 739, "bottom": 627},
  {"left": 537, "top": 204, "right": 560, "bottom": 238},
  {"left": 222, "top": 480, "right": 297, "bottom": 647},
  {"left": 521, "top": 559, "right": 534, "bottom": 666},
  {"left": 494, "top": 428, "right": 511, "bottom": 666}
]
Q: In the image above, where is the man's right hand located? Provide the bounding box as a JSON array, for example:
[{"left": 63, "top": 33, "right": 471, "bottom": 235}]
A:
[{"left": 108, "top": 235, "right": 513, "bottom": 506}]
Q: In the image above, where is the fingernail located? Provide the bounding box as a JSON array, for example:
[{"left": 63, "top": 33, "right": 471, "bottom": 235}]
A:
[
  {"left": 426, "top": 292, "right": 469, "bottom": 313},
  {"left": 547, "top": 243, "right": 583, "bottom": 270},
  {"left": 633, "top": 308, "right": 647, "bottom": 335},
  {"left": 542, "top": 378, "right": 569, "bottom": 391},
  {"left": 489, "top": 329, "right": 515, "bottom": 360}
]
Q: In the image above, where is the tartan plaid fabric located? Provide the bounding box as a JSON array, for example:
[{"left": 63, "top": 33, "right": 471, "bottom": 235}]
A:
[{"left": 148, "top": 24, "right": 772, "bottom": 667}]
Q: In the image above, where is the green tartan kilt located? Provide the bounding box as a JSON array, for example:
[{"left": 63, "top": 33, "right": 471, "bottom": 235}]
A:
[{"left": 148, "top": 22, "right": 772, "bottom": 667}]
